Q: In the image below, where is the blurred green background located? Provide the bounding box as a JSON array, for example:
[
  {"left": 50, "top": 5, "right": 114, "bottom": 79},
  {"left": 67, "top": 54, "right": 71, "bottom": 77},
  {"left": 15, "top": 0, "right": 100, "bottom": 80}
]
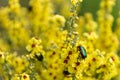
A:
[
  {"left": 0, "top": 0, "right": 120, "bottom": 30},
  {"left": 0, "top": 0, "right": 119, "bottom": 18}
]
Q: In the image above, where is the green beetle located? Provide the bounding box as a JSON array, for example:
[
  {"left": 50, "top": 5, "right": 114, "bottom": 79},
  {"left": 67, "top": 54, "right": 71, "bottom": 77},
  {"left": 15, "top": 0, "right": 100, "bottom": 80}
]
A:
[{"left": 77, "top": 46, "right": 87, "bottom": 59}]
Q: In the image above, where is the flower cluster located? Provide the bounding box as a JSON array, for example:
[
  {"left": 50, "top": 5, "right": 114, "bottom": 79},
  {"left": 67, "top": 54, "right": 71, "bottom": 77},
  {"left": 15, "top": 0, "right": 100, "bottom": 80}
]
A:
[{"left": 0, "top": 0, "right": 120, "bottom": 80}]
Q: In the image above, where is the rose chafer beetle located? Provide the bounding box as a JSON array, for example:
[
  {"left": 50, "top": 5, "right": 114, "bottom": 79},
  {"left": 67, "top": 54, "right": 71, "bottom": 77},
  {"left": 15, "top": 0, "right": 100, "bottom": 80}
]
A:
[{"left": 77, "top": 46, "right": 87, "bottom": 59}]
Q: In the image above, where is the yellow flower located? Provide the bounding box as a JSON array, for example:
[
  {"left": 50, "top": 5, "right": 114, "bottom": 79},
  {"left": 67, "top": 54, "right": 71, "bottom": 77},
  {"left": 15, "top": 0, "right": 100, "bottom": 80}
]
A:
[
  {"left": 26, "top": 37, "right": 42, "bottom": 52},
  {"left": 54, "top": 15, "right": 66, "bottom": 27},
  {"left": 12, "top": 57, "right": 29, "bottom": 73},
  {"left": 21, "top": 73, "right": 30, "bottom": 80},
  {"left": 83, "top": 32, "right": 98, "bottom": 40}
]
